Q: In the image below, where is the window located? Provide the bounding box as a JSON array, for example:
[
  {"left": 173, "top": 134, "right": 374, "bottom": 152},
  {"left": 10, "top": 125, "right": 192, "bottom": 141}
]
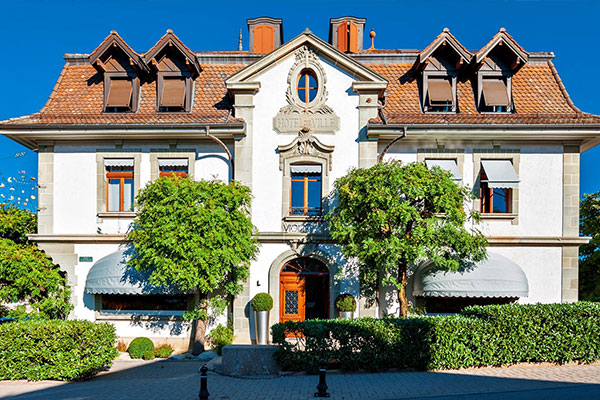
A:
[
  {"left": 158, "top": 159, "right": 188, "bottom": 178},
  {"left": 102, "top": 294, "right": 188, "bottom": 311},
  {"left": 297, "top": 70, "right": 318, "bottom": 104},
  {"left": 479, "top": 160, "right": 519, "bottom": 214},
  {"left": 104, "top": 77, "right": 134, "bottom": 113},
  {"left": 159, "top": 77, "right": 187, "bottom": 112},
  {"left": 425, "top": 77, "right": 454, "bottom": 112},
  {"left": 290, "top": 165, "right": 322, "bottom": 216},
  {"left": 105, "top": 159, "right": 134, "bottom": 212},
  {"left": 480, "top": 76, "right": 511, "bottom": 113}
]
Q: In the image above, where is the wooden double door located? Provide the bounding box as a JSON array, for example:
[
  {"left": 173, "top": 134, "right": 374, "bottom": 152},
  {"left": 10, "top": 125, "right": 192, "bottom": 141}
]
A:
[{"left": 279, "top": 258, "right": 329, "bottom": 323}]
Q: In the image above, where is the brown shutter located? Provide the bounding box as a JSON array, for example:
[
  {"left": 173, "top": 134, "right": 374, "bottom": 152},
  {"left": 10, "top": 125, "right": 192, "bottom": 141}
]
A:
[
  {"left": 349, "top": 21, "right": 359, "bottom": 53},
  {"left": 337, "top": 21, "right": 348, "bottom": 52},
  {"left": 254, "top": 25, "right": 275, "bottom": 54},
  {"left": 161, "top": 78, "right": 186, "bottom": 107},
  {"left": 482, "top": 79, "right": 509, "bottom": 106},
  {"left": 428, "top": 79, "right": 453, "bottom": 103},
  {"left": 106, "top": 79, "right": 132, "bottom": 107}
]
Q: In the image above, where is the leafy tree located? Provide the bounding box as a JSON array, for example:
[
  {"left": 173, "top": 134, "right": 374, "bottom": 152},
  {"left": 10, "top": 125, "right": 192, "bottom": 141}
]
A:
[
  {"left": 326, "top": 161, "right": 487, "bottom": 317},
  {"left": 580, "top": 191, "right": 600, "bottom": 300},
  {"left": 128, "top": 177, "right": 259, "bottom": 354},
  {"left": 0, "top": 204, "right": 72, "bottom": 319}
]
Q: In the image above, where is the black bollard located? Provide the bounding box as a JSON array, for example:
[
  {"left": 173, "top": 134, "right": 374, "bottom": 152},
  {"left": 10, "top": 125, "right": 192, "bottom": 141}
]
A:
[
  {"left": 198, "top": 365, "right": 209, "bottom": 400},
  {"left": 314, "top": 359, "right": 330, "bottom": 397}
]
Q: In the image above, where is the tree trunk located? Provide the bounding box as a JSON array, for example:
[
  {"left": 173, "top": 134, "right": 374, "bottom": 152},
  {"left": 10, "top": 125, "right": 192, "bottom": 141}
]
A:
[
  {"left": 192, "top": 318, "right": 206, "bottom": 355},
  {"left": 397, "top": 262, "right": 409, "bottom": 318}
]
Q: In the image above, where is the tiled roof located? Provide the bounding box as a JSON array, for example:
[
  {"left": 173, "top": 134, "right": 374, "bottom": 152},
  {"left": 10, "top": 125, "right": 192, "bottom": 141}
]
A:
[
  {"left": 1, "top": 63, "right": 245, "bottom": 126},
  {"left": 2, "top": 53, "right": 600, "bottom": 127},
  {"left": 369, "top": 62, "right": 600, "bottom": 125}
]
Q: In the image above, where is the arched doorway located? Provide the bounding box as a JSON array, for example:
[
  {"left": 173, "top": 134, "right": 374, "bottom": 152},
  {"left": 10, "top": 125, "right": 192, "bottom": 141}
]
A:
[{"left": 280, "top": 257, "right": 329, "bottom": 323}]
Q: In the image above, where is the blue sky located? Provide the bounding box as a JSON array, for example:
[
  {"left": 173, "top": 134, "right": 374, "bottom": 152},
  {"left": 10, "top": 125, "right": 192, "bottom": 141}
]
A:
[{"left": 1, "top": 0, "right": 599, "bottom": 211}]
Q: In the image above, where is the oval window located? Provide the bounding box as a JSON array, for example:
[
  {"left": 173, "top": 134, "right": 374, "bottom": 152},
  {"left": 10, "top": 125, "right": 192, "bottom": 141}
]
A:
[{"left": 297, "top": 70, "right": 318, "bottom": 104}]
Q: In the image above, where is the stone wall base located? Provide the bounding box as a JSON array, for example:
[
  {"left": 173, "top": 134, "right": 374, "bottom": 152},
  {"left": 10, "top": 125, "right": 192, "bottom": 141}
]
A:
[{"left": 221, "top": 344, "right": 281, "bottom": 376}]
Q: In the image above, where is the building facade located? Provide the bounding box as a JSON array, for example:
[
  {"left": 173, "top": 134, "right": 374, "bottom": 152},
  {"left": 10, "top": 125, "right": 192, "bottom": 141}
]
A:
[{"left": 2, "top": 17, "right": 600, "bottom": 349}]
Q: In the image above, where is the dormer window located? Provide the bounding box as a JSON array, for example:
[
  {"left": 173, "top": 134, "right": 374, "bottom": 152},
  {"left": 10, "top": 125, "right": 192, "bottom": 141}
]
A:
[
  {"left": 329, "top": 17, "right": 366, "bottom": 54},
  {"left": 480, "top": 76, "right": 510, "bottom": 113},
  {"left": 425, "top": 76, "right": 455, "bottom": 112},
  {"left": 145, "top": 30, "right": 201, "bottom": 113}
]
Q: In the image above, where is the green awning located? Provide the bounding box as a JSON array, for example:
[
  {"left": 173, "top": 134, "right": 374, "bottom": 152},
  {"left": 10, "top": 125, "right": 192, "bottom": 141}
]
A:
[
  {"left": 413, "top": 252, "right": 529, "bottom": 298},
  {"left": 85, "top": 248, "right": 184, "bottom": 295}
]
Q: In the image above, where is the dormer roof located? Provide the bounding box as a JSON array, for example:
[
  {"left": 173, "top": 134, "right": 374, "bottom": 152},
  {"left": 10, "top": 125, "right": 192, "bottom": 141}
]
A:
[
  {"left": 417, "top": 28, "right": 472, "bottom": 67},
  {"left": 475, "top": 28, "right": 528, "bottom": 68},
  {"left": 145, "top": 30, "right": 201, "bottom": 75},
  {"left": 88, "top": 31, "right": 147, "bottom": 73}
]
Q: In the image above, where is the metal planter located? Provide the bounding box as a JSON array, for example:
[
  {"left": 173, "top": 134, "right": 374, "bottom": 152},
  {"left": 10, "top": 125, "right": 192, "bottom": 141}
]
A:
[
  {"left": 339, "top": 311, "right": 354, "bottom": 319},
  {"left": 254, "top": 310, "right": 270, "bottom": 345}
]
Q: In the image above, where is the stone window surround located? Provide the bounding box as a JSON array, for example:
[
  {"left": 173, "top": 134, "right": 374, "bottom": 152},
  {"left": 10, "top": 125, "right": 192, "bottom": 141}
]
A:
[
  {"left": 96, "top": 150, "right": 141, "bottom": 219},
  {"left": 473, "top": 148, "right": 520, "bottom": 225},
  {"left": 280, "top": 155, "right": 331, "bottom": 222},
  {"left": 417, "top": 148, "right": 465, "bottom": 182},
  {"left": 149, "top": 150, "right": 196, "bottom": 181}
]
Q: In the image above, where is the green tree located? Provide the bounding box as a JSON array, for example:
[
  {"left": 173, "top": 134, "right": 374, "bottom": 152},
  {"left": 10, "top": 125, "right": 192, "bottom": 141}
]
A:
[
  {"left": 326, "top": 161, "right": 488, "bottom": 317},
  {"left": 580, "top": 191, "right": 600, "bottom": 300},
  {"left": 128, "top": 177, "right": 259, "bottom": 354},
  {"left": 0, "top": 204, "right": 72, "bottom": 319}
]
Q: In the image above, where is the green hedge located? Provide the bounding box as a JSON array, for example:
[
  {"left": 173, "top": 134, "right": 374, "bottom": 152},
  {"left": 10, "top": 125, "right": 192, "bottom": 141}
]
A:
[
  {"left": 0, "top": 320, "right": 119, "bottom": 381},
  {"left": 272, "top": 302, "right": 600, "bottom": 371}
]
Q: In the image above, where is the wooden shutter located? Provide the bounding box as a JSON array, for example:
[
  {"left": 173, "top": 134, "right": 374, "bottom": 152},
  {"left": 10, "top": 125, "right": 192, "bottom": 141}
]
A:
[
  {"left": 482, "top": 79, "right": 509, "bottom": 106},
  {"left": 348, "top": 21, "right": 359, "bottom": 53},
  {"left": 106, "top": 79, "right": 132, "bottom": 107},
  {"left": 161, "top": 78, "right": 186, "bottom": 107},
  {"left": 254, "top": 25, "right": 275, "bottom": 54},
  {"left": 336, "top": 21, "right": 348, "bottom": 52}
]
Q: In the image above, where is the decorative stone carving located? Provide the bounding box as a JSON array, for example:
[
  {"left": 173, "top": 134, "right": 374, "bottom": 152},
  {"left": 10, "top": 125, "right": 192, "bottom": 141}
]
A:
[
  {"left": 273, "top": 46, "right": 340, "bottom": 134},
  {"left": 278, "top": 128, "right": 334, "bottom": 171}
]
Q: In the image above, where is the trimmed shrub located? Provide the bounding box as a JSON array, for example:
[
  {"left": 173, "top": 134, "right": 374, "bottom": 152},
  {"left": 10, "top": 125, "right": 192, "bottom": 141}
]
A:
[
  {"left": 142, "top": 350, "right": 155, "bottom": 360},
  {"left": 251, "top": 293, "right": 273, "bottom": 312},
  {"left": 272, "top": 302, "right": 600, "bottom": 372},
  {"left": 207, "top": 324, "right": 234, "bottom": 355},
  {"left": 0, "top": 320, "right": 118, "bottom": 381},
  {"left": 335, "top": 294, "right": 357, "bottom": 312},
  {"left": 128, "top": 337, "right": 154, "bottom": 359},
  {"left": 154, "top": 344, "right": 174, "bottom": 358}
]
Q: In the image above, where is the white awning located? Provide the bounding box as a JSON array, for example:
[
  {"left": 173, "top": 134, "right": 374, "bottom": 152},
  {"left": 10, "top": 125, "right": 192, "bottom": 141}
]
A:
[
  {"left": 158, "top": 158, "right": 189, "bottom": 167},
  {"left": 290, "top": 165, "right": 322, "bottom": 174},
  {"left": 425, "top": 159, "right": 461, "bottom": 182},
  {"left": 481, "top": 160, "right": 519, "bottom": 188},
  {"left": 85, "top": 248, "right": 186, "bottom": 295},
  {"left": 104, "top": 159, "right": 134, "bottom": 167},
  {"left": 413, "top": 252, "right": 529, "bottom": 298}
]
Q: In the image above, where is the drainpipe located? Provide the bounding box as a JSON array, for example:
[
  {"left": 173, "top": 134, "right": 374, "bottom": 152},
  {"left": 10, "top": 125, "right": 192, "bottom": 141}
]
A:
[
  {"left": 377, "top": 126, "right": 407, "bottom": 163},
  {"left": 205, "top": 126, "right": 234, "bottom": 180}
]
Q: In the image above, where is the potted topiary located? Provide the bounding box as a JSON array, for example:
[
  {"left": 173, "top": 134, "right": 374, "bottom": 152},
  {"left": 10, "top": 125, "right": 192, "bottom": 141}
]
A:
[
  {"left": 335, "top": 293, "right": 357, "bottom": 319},
  {"left": 251, "top": 292, "right": 273, "bottom": 345}
]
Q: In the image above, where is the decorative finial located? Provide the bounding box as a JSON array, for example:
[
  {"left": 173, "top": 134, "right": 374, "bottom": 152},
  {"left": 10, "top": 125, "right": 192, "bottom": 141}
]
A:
[
  {"left": 110, "top": 30, "right": 117, "bottom": 35},
  {"left": 443, "top": 27, "right": 450, "bottom": 33},
  {"left": 499, "top": 27, "right": 506, "bottom": 32},
  {"left": 166, "top": 29, "right": 173, "bottom": 34},
  {"left": 238, "top": 29, "right": 243, "bottom": 51},
  {"left": 303, "top": 27, "right": 312, "bottom": 34},
  {"left": 368, "top": 29, "right": 376, "bottom": 50}
]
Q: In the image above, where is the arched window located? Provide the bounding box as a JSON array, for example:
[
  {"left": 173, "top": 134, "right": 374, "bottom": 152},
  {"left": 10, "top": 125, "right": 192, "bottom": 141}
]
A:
[{"left": 297, "top": 70, "right": 318, "bottom": 104}]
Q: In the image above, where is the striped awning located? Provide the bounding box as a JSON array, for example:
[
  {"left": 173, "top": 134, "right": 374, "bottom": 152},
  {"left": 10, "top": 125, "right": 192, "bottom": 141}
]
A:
[
  {"left": 158, "top": 158, "right": 188, "bottom": 167},
  {"left": 104, "top": 159, "right": 134, "bottom": 167},
  {"left": 290, "top": 165, "right": 322, "bottom": 174}
]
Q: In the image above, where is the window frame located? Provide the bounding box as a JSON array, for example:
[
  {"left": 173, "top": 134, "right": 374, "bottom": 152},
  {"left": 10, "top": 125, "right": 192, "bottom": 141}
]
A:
[
  {"left": 103, "top": 72, "right": 139, "bottom": 113},
  {"left": 422, "top": 72, "right": 457, "bottom": 113},
  {"left": 105, "top": 164, "right": 134, "bottom": 212},
  {"left": 479, "top": 171, "right": 512, "bottom": 214},
  {"left": 157, "top": 72, "right": 194, "bottom": 113},
  {"left": 289, "top": 167, "right": 323, "bottom": 216},
  {"left": 96, "top": 153, "right": 141, "bottom": 218},
  {"left": 477, "top": 72, "right": 513, "bottom": 114}
]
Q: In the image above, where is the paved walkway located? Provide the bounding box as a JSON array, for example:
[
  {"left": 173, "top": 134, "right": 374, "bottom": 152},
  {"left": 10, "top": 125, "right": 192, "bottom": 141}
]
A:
[{"left": 1, "top": 360, "right": 600, "bottom": 400}]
